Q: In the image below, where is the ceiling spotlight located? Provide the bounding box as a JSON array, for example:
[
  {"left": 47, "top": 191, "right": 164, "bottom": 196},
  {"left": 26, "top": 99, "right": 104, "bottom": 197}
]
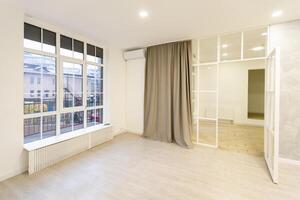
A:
[
  {"left": 222, "top": 44, "right": 228, "bottom": 48},
  {"left": 222, "top": 53, "right": 228, "bottom": 57},
  {"left": 272, "top": 10, "right": 282, "bottom": 17},
  {"left": 139, "top": 10, "right": 149, "bottom": 18},
  {"left": 261, "top": 32, "right": 267, "bottom": 36},
  {"left": 251, "top": 46, "right": 265, "bottom": 51}
]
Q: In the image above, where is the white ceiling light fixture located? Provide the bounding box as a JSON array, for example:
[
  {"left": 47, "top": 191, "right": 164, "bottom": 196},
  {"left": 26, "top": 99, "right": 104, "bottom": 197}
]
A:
[
  {"left": 272, "top": 10, "right": 283, "bottom": 17},
  {"left": 251, "top": 46, "right": 265, "bottom": 51},
  {"left": 222, "top": 53, "right": 228, "bottom": 57},
  {"left": 222, "top": 44, "right": 228, "bottom": 48},
  {"left": 139, "top": 10, "right": 149, "bottom": 18},
  {"left": 261, "top": 32, "right": 267, "bottom": 36}
]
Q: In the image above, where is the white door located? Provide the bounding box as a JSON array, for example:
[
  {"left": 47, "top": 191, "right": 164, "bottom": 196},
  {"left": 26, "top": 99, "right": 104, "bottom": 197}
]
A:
[{"left": 264, "top": 48, "right": 280, "bottom": 183}]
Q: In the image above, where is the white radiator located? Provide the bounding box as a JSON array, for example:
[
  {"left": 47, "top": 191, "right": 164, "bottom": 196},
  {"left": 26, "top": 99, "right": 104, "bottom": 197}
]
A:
[{"left": 27, "top": 126, "right": 113, "bottom": 174}]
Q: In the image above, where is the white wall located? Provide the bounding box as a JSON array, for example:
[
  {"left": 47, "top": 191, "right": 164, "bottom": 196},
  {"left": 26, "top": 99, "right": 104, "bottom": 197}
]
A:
[
  {"left": 219, "top": 60, "right": 265, "bottom": 125},
  {"left": 270, "top": 20, "right": 300, "bottom": 161},
  {"left": 125, "top": 58, "right": 145, "bottom": 134},
  {"left": 0, "top": 3, "right": 28, "bottom": 181},
  {"left": 106, "top": 47, "right": 127, "bottom": 136}
]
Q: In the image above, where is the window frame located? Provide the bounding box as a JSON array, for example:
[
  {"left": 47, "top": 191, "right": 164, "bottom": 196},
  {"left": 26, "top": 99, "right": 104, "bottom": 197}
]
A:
[{"left": 23, "top": 18, "right": 106, "bottom": 143}]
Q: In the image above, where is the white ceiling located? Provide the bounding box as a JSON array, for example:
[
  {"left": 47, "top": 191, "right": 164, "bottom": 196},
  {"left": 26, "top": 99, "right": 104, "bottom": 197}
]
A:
[{"left": 18, "top": 0, "right": 300, "bottom": 49}]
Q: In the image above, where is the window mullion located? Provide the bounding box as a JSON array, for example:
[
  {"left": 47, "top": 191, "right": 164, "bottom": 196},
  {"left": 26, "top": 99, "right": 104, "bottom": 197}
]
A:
[
  {"left": 40, "top": 51, "right": 44, "bottom": 139},
  {"left": 56, "top": 32, "right": 61, "bottom": 136},
  {"left": 83, "top": 42, "right": 87, "bottom": 129}
]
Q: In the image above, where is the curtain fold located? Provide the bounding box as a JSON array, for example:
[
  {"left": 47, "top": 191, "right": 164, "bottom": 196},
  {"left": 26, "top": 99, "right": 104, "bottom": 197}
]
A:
[{"left": 143, "top": 41, "right": 193, "bottom": 148}]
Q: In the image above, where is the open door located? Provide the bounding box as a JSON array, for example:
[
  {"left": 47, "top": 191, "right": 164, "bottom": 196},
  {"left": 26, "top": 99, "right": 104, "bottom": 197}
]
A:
[{"left": 264, "top": 48, "right": 280, "bottom": 183}]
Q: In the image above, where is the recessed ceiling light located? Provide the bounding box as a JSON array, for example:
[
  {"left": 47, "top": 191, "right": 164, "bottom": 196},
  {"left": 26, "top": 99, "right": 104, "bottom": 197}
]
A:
[
  {"left": 139, "top": 10, "right": 149, "bottom": 18},
  {"left": 272, "top": 10, "right": 282, "bottom": 17},
  {"left": 222, "top": 44, "right": 228, "bottom": 48},
  {"left": 261, "top": 32, "right": 267, "bottom": 36},
  {"left": 222, "top": 53, "right": 228, "bottom": 57},
  {"left": 251, "top": 46, "right": 265, "bottom": 51}
]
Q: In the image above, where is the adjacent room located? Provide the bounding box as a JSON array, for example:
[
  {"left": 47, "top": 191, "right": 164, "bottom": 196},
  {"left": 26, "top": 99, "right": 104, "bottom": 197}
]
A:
[{"left": 1, "top": 0, "right": 300, "bottom": 199}]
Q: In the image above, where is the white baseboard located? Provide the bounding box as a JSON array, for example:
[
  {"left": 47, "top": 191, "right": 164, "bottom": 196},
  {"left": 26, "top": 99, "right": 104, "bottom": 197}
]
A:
[
  {"left": 124, "top": 129, "right": 143, "bottom": 135},
  {"left": 279, "top": 157, "right": 300, "bottom": 166},
  {"left": 112, "top": 128, "right": 126, "bottom": 136},
  {"left": 0, "top": 166, "right": 27, "bottom": 182}
]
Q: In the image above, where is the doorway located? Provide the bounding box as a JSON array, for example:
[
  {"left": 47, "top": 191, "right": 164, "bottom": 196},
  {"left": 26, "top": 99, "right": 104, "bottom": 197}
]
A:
[
  {"left": 192, "top": 60, "right": 266, "bottom": 156},
  {"left": 248, "top": 69, "right": 265, "bottom": 120},
  {"left": 217, "top": 60, "right": 265, "bottom": 156}
]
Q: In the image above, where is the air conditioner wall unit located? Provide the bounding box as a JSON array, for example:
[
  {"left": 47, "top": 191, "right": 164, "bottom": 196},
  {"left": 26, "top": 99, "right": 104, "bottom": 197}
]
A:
[{"left": 123, "top": 49, "right": 145, "bottom": 61}]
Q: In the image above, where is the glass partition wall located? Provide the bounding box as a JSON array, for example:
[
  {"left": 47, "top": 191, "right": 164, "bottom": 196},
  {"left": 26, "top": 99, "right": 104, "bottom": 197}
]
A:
[{"left": 191, "top": 27, "right": 268, "bottom": 147}]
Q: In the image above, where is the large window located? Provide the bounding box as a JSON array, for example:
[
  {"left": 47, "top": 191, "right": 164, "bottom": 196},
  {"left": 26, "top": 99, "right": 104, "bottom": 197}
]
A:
[{"left": 24, "top": 22, "right": 105, "bottom": 144}]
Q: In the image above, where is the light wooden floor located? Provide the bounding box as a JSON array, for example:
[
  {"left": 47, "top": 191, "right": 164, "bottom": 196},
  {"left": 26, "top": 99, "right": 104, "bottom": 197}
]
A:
[
  {"left": 219, "top": 123, "right": 264, "bottom": 156},
  {"left": 0, "top": 133, "right": 300, "bottom": 200},
  {"left": 193, "top": 121, "right": 264, "bottom": 156}
]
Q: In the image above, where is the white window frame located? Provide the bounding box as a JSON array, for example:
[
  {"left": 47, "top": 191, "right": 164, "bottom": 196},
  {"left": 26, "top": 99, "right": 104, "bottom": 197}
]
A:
[{"left": 23, "top": 18, "right": 107, "bottom": 144}]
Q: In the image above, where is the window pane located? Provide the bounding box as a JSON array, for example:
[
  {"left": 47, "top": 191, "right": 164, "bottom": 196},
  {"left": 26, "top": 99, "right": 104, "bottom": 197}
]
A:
[
  {"left": 42, "top": 56, "right": 56, "bottom": 112},
  {"left": 43, "top": 92, "right": 56, "bottom": 112},
  {"left": 74, "top": 39, "right": 84, "bottom": 59},
  {"left": 24, "top": 117, "right": 41, "bottom": 144},
  {"left": 64, "top": 93, "right": 73, "bottom": 108},
  {"left": 87, "top": 65, "right": 97, "bottom": 95},
  {"left": 87, "top": 109, "right": 95, "bottom": 127},
  {"left": 43, "top": 29, "right": 56, "bottom": 53},
  {"left": 73, "top": 111, "right": 84, "bottom": 131},
  {"left": 24, "top": 53, "right": 43, "bottom": 114},
  {"left": 96, "top": 93, "right": 103, "bottom": 106},
  {"left": 87, "top": 44, "right": 95, "bottom": 62},
  {"left": 60, "top": 35, "right": 72, "bottom": 57},
  {"left": 42, "top": 115, "right": 56, "bottom": 139},
  {"left": 87, "top": 65, "right": 101, "bottom": 107},
  {"left": 96, "top": 79, "right": 103, "bottom": 93},
  {"left": 24, "top": 23, "right": 41, "bottom": 42},
  {"left": 63, "top": 62, "right": 74, "bottom": 107},
  {"left": 60, "top": 113, "right": 72, "bottom": 134},
  {"left": 87, "top": 65, "right": 98, "bottom": 78},
  {"left": 87, "top": 94, "right": 95, "bottom": 107},
  {"left": 100, "top": 67, "right": 103, "bottom": 79},
  {"left": 88, "top": 78, "right": 95, "bottom": 93},
  {"left": 74, "top": 64, "right": 83, "bottom": 106},
  {"left": 243, "top": 28, "right": 267, "bottom": 59},
  {"left": 63, "top": 62, "right": 83, "bottom": 108},
  {"left": 24, "top": 93, "right": 41, "bottom": 114},
  {"left": 63, "top": 74, "right": 73, "bottom": 107},
  {"left": 95, "top": 108, "right": 103, "bottom": 124},
  {"left": 24, "top": 23, "right": 41, "bottom": 50},
  {"left": 220, "top": 33, "right": 242, "bottom": 61},
  {"left": 87, "top": 44, "right": 95, "bottom": 56},
  {"left": 199, "top": 37, "right": 218, "bottom": 63},
  {"left": 74, "top": 93, "right": 83, "bottom": 107},
  {"left": 95, "top": 79, "right": 100, "bottom": 93},
  {"left": 96, "top": 47, "right": 103, "bottom": 64}
]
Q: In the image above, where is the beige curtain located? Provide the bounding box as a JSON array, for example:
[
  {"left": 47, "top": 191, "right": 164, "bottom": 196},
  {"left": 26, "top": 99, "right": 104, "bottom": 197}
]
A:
[{"left": 143, "top": 41, "right": 193, "bottom": 148}]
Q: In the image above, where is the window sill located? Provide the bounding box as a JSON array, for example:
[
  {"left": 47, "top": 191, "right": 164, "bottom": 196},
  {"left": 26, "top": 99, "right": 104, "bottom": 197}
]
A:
[{"left": 24, "top": 124, "right": 112, "bottom": 151}]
